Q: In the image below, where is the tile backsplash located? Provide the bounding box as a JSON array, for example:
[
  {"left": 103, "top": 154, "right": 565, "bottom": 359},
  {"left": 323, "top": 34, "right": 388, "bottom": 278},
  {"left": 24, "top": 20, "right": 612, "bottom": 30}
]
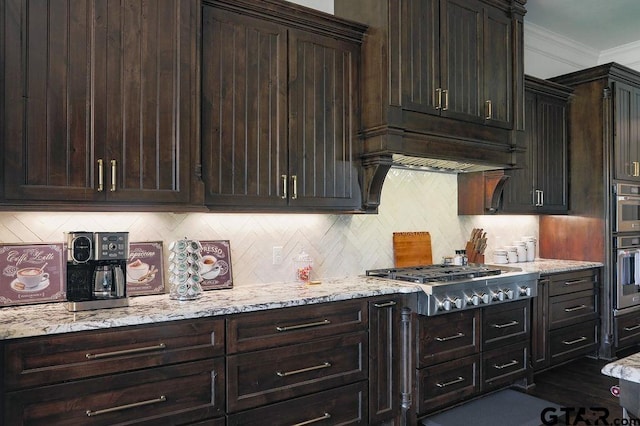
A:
[{"left": 0, "top": 169, "right": 537, "bottom": 286}]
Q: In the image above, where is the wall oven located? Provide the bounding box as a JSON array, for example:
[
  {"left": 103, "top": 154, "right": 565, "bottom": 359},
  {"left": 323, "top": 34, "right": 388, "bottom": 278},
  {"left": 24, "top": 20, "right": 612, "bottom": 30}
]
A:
[
  {"left": 615, "top": 183, "right": 640, "bottom": 232},
  {"left": 615, "top": 235, "right": 640, "bottom": 311}
]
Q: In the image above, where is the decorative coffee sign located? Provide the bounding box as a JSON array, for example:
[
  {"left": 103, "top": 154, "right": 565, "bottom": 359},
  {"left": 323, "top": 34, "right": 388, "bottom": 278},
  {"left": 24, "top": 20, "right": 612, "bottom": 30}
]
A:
[
  {"left": 199, "top": 240, "right": 233, "bottom": 290},
  {"left": 126, "top": 242, "right": 165, "bottom": 296},
  {"left": 0, "top": 243, "right": 65, "bottom": 306}
]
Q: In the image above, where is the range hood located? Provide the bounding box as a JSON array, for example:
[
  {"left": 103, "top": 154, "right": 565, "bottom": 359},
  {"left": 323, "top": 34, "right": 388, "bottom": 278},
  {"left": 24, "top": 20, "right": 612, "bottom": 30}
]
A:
[{"left": 390, "top": 154, "right": 509, "bottom": 173}]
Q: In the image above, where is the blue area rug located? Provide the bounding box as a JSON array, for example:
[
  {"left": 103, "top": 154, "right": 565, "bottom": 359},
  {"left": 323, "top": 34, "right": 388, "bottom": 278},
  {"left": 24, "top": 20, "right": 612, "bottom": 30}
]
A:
[{"left": 421, "top": 389, "right": 561, "bottom": 426}]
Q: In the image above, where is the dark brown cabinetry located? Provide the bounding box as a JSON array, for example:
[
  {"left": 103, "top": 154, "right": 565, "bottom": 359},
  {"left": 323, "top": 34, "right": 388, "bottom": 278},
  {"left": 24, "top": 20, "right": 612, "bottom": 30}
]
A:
[
  {"left": 502, "top": 76, "right": 572, "bottom": 214},
  {"left": 416, "top": 300, "right": 529, "bottom": 417},
  {"left": 2, "top": 318, "right": 226, "bottom": 425},
  {"left": 335, "top": 0, "right": 526, "bottom": 211},
  {"left": 2, "top": 0, "right": 199, "bottom": 207},
  {"left": 201, "top": 0, "right": 365, "bottom": 212},
  {"left": 613, "top": 82, "right": 640, "bottom": 181},
  {"left": 226, "top": 300, "right": 369, "bottom": 423},
  {"left": 531, "top": 269, "right": 599, "bottom": 372},
  {"left": 615, "top": 310, "right": 640, "bottom": 348}
]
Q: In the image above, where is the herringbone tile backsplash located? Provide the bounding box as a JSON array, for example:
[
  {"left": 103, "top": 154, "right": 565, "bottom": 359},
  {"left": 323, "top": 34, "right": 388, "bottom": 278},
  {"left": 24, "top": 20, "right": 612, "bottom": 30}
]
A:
[{"left": 0, "top": 169, "right": 537, "bottom": 286}]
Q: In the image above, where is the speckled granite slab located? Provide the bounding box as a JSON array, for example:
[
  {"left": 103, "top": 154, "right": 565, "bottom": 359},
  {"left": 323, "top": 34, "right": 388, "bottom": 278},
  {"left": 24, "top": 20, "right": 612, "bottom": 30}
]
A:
[
  {"left": 0, "top": 259, "right": 602, "bottom": 341},
  {"left": 0, "top": 276, "right": 418, "bottom": 340},
  {"left": 602, "top": 353, "right": 640, "bottom": 384}
]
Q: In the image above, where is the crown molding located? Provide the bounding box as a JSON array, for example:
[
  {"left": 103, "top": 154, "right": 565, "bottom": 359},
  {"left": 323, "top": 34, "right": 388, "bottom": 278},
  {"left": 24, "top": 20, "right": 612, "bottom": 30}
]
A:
[{"left": 524, "top": 22, "right": 599, "bottom": 69}]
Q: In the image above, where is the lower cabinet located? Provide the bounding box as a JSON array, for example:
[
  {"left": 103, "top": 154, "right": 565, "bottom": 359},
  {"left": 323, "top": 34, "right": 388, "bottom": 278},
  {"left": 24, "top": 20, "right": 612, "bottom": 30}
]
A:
[
  {"left": 531, "top": 268, "right": 600, "bottom": 372},
  {"left": 416, "top": 300, "right": 530, "bottom": 417},
  {"left": 616, "top": 310, "right": 640, "bottom": 349},
  {"left": 2, "top": 318, "right": 226, "bottom": 425}
]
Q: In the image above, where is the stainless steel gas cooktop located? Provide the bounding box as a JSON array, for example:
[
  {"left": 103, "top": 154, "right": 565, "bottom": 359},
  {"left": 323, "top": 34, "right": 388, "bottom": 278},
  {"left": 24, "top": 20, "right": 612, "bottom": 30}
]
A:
[{"left": 367, "top": 264, "right": 538, "bottom": 316}]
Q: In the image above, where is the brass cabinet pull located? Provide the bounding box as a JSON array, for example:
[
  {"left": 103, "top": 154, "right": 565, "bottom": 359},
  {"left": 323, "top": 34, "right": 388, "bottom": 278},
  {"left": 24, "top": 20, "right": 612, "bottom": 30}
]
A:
[
  {"left": 110, "top": 159, "right": 117, "bottom": 191},
  {"left": 485, "top": 100, "right": 492, "bottom": 119},
  {"left": 562, "top": 336, "right": 588, "bottom": 345},
  {"left": 491, "top": 320, "right": 519, "bottom": 329},
  {"left": 276, "top": 361, "right": 331, "bottom": 377},
  {"left": 624, "top": 324, "right": 640, "bottom": 332},
  {"left": 292, "top": 412, "right": 331, "bottom": 426},
  {"left": 435, "top": 88, "right": 442, "bottom": 110},
  {"left": 442, "top": 89, "right": 449, "bottom": 111},
  {"left": 539, "top": 190, "right": 544, "bottom": 206},
  {"left": 291, "top": 175, "right": 298, "bottom": 200},
  {"left": 633, "top": 161, "right": 640, "bottom": 177},
  {"left": 436, "top": 376, "right": 464, "bottom": 388},
  {"left": 534, "top": 189, "right": 544, "bottom": 206},
  {"left": 564, "top": 279, "right": 587, "bottom": 286},
  {"left": 97, "top": 159, "right": 104, "bottom": 192},
  {"left": 86, "top": 343, "right": 167, "bottom": 360},
  {"left": 493, "top": 359, "right": 518, "bottom": 370},
  {"left": 86, "top": 395, "right": 166, "bottom": 417},
  {"left": 281, "top": 174, "right": 288, "bottom": 199},
  {"left": 276, "top": 319, "right": 330, "bottom": 332},
  {"left": 435, "top": 332, "right": 464, "bottom": 342},
  {"left": 564, "top": 304, "right": 588, "bottom": 313},
  {"left": 374, "top": 301, "right": 397, "bottom": 308}
]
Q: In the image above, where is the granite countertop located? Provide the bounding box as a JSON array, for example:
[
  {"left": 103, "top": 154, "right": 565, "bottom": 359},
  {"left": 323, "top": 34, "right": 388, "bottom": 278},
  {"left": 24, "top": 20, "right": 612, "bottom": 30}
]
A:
[
  {"left": 602, "top": 353, "right": 640, "bottom": 384},
  {"left": 0, "top": 258, "right": 603, "bottom": 341}
]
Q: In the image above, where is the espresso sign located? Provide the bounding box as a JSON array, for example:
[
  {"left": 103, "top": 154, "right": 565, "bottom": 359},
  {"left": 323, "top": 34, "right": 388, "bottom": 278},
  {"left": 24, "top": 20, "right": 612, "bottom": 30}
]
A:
[
  {"left": 199, "top": 240, "right": 233, "bottom": 290},
  {"left": 0, "top": 243, "right": 65, "bottom": 306},
  {"left": 126, "top": 242, "right": 165, "bottom": 296}
]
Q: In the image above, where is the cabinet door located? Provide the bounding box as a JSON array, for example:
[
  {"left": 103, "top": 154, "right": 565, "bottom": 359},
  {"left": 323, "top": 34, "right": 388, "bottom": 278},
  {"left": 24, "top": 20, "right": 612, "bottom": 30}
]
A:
[
  {"left": 201, "top": 7, "right": 288, "bottom": 208},
  {"left": 401, "top": 0, "right": 440, "bottom": 115},
  {"left": 98, "top": 0, "right": 197, "bottom": 204},
  {"left": 3, "top": 0, "right": 197, "bottom": 204},
  {"left": 4, "top": 0, "right": 99, "bottom": 201},
  {"left": 482, "top": 5, "right": 512, "bottom": 129},
  {"left": 439, "top": 0, "right": 483, "bottom": 124},
  {"left": 537, "top": 95, "right": 569, "bottom": 213},
  {"left": 288, "top": 29, "right": 362, "bottom": 209},
  {"left": 503, "top": 90, "right": 537, "bottom": 212},
  {"left": 613, "top": 81, "right": 640, "bottom": 181}
]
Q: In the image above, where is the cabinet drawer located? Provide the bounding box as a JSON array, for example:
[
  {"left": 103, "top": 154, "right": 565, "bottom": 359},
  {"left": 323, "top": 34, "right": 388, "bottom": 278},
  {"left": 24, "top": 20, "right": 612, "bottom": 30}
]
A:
[
  {"left": 549, "top": 320, "right": 598, "bottom": 365},
  {"left": 227, "top": 332, "right": 367, "bottom": 412},
  {"left": 227, "top": 300, "right": 367, "bottom": 353},
  {"left": 227, "top": 381, "right": 367, "bottom": 425},
  {"left": 418, "top": 310, "right": 480, "bottom": 367},
  {"left": 4, "top": 318, "right": 225, "bottom": 390},
  {"left": 482, "top": 342, "right": 528, "bottom": 391},
  {"left": 548, "top": 269, "right": 597, "bottom": 297},
  {"left": 616, "top": 311, "right": 640, "bottom": 348},
  {"left": 417, "top": 354, "right": 480, "bottom": 415},
  {"left": 4, "top": 358, "right": 224, "bottom": 426},
  {"left": 482, "top": 300, "right": 529, "bottom": 351},
  {"left": 549, "top": 290, "right": 597, "bottom": 330}
]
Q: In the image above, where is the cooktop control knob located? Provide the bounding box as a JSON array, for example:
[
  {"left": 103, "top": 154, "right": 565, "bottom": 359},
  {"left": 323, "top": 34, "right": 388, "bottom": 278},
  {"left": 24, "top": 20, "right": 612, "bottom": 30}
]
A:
[
  {"left": 452, "top": 297, "right": 463, "bottom": 309},
  {"left": 437, "top": 298, "right": 451, "bottom": 311},
  {"left": 469, "top": 294, "right": 479, "bottom": 306},
  {"left": 519, "top": 286, "right": 531, "bottom": 296},
  {"left": 492, "top": 290, "right": 505, "bottom": 301},
  {"left": 504, "top": 289, "right": 514, "bottom": 300}
]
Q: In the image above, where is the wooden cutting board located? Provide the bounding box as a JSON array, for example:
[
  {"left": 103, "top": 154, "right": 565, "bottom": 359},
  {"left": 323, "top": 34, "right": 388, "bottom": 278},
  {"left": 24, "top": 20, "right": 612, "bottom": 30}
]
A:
[{"left": 393, "top": 232, "right": 433, "bottom": 267}]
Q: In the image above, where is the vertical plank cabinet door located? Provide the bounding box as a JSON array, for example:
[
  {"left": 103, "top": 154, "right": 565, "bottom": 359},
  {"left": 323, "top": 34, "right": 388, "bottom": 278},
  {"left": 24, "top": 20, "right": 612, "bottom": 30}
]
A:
[
  {"left": 288, "top": 29, "right": 362, "bottom": 209},
  {"left": 482, "top": 4, "right": 512, "bottom": 129},
  {"left": 201, "top": 6, "right": 288, "bottom": 208},
  {"left": 3, "top": 0, "right": 198, "bottom": 205},
  {"left": 368, "top": 296, "right": 403, "bottom": 425},
  {"left": 613, "top": 81, "right": 640, "bottom": 182},
  {"left": 439, "top": 0, "right": 483, "bottom": 124},
  {"left": 3, "top": 0, "right": 98, "bottom": 202}
]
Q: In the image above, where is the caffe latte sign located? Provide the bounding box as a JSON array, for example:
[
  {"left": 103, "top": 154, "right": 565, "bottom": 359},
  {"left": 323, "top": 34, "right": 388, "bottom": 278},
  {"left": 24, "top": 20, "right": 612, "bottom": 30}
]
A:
[{"left": 0, "top": 243, "right": 65, "bottom": 306}]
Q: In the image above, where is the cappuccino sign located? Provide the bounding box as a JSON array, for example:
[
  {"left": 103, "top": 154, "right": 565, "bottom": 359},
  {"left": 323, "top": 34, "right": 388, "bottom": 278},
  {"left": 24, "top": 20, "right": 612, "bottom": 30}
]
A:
[
  {"left": 0, "top": 243, "right": 65, "bottom": 306},
  {"left": 126, "top": 242, "right": 165, "bottom": 296}
]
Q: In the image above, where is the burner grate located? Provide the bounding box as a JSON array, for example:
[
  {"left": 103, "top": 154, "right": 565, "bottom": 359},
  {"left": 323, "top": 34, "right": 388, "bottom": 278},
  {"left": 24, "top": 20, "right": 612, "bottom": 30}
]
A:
[{"left": 366, "top": 265, "right": 502, "bottom": 283}]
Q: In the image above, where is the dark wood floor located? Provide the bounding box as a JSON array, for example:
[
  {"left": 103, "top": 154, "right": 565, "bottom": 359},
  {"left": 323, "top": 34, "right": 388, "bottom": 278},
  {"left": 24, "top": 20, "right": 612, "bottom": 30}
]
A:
[{"left": 523, "top": 348, "right": 640, "bottom": 424}]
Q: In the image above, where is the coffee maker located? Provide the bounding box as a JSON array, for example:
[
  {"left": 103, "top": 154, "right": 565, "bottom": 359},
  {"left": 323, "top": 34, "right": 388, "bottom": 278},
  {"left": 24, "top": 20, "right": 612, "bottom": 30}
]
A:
[{"left": 65, "top": 231, "right": 130, "bottom": 311}]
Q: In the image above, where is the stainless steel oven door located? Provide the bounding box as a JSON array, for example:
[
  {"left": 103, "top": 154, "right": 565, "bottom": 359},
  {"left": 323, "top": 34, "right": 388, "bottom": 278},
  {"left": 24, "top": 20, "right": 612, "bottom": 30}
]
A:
[
  {"left": 616, "top": 183, "right": 640, "bottom": 232},
  {"left": 617, "top": 247, "right": 640, "bottom": 310}
]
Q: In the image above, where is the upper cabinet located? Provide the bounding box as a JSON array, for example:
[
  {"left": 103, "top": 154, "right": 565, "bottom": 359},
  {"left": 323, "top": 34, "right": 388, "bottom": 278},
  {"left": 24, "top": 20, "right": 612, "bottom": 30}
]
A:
[
  {"left": 402, "top": 0, "right": 513, "bottom": 128},
  {"left": 501, "top": 76, "right": 572, "bottom": 214},
  {"left": 2, "top": 0, "right": 200, "bottom": 208},
  {"left": 201, "top": 0, "right": 365, "bottom": 212},
  {"left": 612, "top": 82, "right": 640, "bottom": 182},
  {"left": 335, "top": 0, "right": 526, "bottom": 212}
]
